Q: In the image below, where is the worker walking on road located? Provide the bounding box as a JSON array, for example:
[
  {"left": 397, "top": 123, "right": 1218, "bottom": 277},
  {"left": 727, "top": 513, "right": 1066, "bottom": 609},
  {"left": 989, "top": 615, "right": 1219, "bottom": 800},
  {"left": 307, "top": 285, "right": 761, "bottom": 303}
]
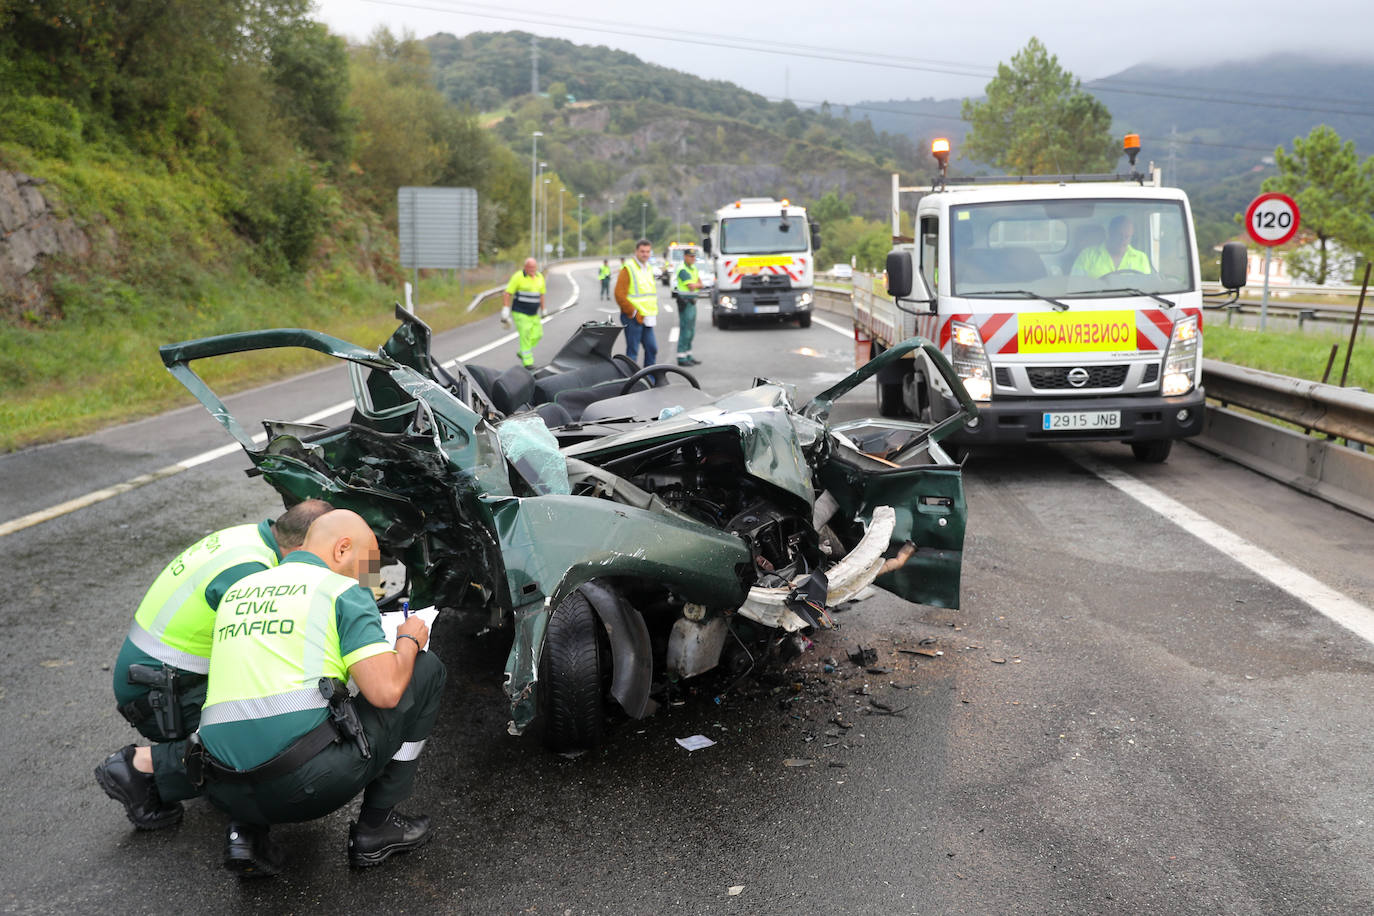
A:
[
  {"left": 103, "top": 500, "right": 332, "bottom": 829},
  {"left": 615, "top": 239, "right": 659, "bottom": 369},
  {"left": 597, "top": 259, "right": 611, "bottom": 300},
  {"left": 502, "top": 257, "right": 546, "bottom": 368},
  {"left": 673, "top": 248, "right": 703, "bottom": 367},
  {"left": 95, "top": 510, "right": 446, "bottom": 877}
]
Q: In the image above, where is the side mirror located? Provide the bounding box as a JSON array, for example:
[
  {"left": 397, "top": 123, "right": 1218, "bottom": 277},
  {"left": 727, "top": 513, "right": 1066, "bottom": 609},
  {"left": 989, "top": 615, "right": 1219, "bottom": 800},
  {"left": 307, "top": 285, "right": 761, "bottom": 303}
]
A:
[
  {"left": 701, "top": 237, "right": 712, "bottom": 256},
  {"left": 886, "top": 250, "right": 914, "bottom": 298},
  {"left": 1219, "top": 241, "right": 1247, "bottom": 290},
  {"left": 810, "top": 222, "right": 822, "bottom": 252},
  {"left": 700, "top": 223, "right": 710, "bottom": 236}
]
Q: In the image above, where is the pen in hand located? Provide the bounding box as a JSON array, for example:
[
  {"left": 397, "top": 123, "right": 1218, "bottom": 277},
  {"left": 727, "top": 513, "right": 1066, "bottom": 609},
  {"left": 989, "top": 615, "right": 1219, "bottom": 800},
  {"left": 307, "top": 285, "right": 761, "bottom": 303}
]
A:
[{"left": 401, "top": 599, "right": 410, "bottom": 620}]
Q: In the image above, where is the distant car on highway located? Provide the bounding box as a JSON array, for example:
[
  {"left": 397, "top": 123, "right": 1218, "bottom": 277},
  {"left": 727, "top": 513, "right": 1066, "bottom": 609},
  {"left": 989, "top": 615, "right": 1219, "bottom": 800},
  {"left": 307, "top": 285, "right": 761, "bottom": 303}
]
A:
[{"left": 829, "top": 263, "right": 853, "bottom": 280}]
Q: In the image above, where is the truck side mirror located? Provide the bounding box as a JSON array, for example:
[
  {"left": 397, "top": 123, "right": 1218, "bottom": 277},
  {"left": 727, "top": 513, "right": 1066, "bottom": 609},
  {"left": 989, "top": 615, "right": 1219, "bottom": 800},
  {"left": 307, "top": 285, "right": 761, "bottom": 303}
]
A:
[
  {"left": 886, "top": 250, "right": 914, "bottom": 298},
  {"left": 700, "top": 223, "right": 710, "bottom": 236},
  {"left": 1219, "top": 241, "right": 1247, "bottom": 290},
  {"left": 810, "top": 222, "right": 822, "bottom": 251},
  {"left": 701, "top": 237, "right": 712, "bottom": 256}
]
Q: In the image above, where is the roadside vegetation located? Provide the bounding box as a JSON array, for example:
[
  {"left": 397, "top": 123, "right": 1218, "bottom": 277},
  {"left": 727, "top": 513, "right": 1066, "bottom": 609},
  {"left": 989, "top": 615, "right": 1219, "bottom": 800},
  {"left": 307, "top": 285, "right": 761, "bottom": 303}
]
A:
[{"left": 1203, "top": 324, "right": 1373, "bottom": 391}]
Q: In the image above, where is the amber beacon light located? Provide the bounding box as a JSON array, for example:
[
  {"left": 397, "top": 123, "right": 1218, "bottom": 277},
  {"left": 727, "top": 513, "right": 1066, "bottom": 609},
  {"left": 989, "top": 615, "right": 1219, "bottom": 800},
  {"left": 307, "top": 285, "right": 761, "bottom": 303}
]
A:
[
  {"left": 931, "top": 138, "right": 951, "bottom": 180},
  {"left": 1123, "top": 133, "right": 1141, "bottom": 169}
]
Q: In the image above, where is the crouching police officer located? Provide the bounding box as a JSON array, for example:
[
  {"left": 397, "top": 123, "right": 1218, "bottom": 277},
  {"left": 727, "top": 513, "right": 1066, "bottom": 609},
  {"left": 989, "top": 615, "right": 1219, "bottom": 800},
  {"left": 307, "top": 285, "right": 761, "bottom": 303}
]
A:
[
  {"left": 95, "top": 509, "right": 446, "bottom": 876},
  {"left": 99, "top": 499, "right": 332, "bottom": 830}
]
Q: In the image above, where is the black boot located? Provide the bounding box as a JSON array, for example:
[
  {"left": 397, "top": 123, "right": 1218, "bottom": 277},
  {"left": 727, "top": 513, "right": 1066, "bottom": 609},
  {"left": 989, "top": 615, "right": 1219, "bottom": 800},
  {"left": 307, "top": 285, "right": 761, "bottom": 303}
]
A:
[
  {"left": 224, "top": 822, "right": 282, "bottom": 878},
  {"left": 348, "top": 811, "right": 433, "bottom": 867},
  {"left": 94, "top": 745, "right": 182, "bottom": 830}
]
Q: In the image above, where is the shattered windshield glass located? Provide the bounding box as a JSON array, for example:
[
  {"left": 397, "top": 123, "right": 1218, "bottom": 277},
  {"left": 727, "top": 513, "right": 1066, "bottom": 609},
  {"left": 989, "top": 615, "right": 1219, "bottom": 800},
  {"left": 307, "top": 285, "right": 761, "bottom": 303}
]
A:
[{"left": 950, "top": 199, "right": 1194, "bottom": 298}]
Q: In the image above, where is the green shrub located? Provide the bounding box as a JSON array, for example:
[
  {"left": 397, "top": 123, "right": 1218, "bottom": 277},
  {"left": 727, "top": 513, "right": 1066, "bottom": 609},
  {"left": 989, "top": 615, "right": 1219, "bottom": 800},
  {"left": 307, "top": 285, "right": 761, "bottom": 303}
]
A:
[{"left": 0, "top": 96, "right": 83, "bottom": 157}]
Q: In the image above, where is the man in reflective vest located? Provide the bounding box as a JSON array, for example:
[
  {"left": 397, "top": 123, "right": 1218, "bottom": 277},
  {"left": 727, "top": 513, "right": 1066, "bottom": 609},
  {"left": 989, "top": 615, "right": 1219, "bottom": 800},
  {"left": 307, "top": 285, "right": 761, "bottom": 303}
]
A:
[
  {"left": 1071, "top": 215, "right": 1151, "bottom": 277},
  {"left": 101, "top": 499, "right": 331, "bottom": 829},
  {"left": 95, "top": 510, "right": 446, "bottom": 876},
  {"left": 615, "top": 238, "right": 659, "bottom": 368},
  {"left": 598, "top": 259, "right": 611, "bottom": 300},
  {"left": 502, "top": 257, "right": 546, "bottom": 367},
  {"left": 673, "top": 248, "right": 703, "bottom": 367}
]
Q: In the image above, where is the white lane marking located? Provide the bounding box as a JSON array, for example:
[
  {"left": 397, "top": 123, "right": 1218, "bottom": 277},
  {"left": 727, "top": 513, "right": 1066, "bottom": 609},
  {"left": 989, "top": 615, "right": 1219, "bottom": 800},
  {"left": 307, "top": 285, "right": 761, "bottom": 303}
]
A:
[
  {"left": 669, "top": 327, "right": 679, "bottom": 343},
  {"left": 813, "top": 314, "right": 854, "bottom": 338},
  {"left": 1075, "top": 452, "right": 1374, "bottom": 647},
  {"left": 0, "top": 267, "right": 585, "bottom": 539}
]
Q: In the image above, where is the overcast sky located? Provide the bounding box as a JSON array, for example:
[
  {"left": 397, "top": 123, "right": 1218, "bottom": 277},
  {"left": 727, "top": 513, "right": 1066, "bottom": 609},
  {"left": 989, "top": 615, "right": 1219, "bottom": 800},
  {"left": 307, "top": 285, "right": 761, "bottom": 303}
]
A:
[{"left": 314, "top": 0, "right": 1373, "bottom": 103}]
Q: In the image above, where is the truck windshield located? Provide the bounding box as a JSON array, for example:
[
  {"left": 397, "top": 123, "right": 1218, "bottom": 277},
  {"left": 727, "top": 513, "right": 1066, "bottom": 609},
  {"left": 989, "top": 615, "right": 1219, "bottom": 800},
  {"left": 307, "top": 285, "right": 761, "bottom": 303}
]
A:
[
  {"left": 949, "top": 199, "right": 1194, "bottom": 299},
  {"left": 720, "top": 217, "right": 809, "bottom": 255}
]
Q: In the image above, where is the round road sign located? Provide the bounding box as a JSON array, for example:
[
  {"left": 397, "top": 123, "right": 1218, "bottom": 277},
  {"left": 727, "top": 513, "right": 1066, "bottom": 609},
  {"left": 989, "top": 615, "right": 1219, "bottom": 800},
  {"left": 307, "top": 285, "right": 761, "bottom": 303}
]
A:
[{"left": 1244, "top": 192, "right": 1300, "bottom": 247}]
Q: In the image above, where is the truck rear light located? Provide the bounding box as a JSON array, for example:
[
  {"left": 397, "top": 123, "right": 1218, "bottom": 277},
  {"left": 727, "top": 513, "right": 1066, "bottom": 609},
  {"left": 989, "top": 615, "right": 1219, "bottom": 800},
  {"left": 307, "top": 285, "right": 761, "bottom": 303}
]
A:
[
  {"left": 950, "top": 320, "right": 993, "bottom": 402},
  {"left": 1161, "top": 315, "right": 1199, "bottom": 397}
]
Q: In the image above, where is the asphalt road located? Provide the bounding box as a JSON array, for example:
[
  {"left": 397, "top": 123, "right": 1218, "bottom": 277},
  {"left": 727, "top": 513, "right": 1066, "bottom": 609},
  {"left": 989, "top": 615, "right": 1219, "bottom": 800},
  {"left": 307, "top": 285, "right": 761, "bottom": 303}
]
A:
[{"left": 2, "top": 264, "right": 1372, "bottom": 915}]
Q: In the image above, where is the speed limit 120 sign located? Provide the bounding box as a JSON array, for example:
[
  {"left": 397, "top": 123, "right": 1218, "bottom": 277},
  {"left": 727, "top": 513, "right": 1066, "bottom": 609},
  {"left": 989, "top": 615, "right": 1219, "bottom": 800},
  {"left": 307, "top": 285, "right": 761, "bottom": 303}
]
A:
[{"left": 1245, "top": 192, "right": 1300, "bottom": 247}]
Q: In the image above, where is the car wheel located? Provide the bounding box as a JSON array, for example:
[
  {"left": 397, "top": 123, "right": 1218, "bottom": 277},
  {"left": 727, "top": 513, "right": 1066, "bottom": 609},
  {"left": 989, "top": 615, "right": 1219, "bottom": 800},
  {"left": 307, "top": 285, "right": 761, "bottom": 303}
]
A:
[
  {"left": 1131, "top": 440, "right": 1173, "bottom": 463},
  {"left": 538, "top": 590, "right": 607, "bottom": 752},
  {"left": 798, "top": 313, "right": 812, "bottom": 328}
]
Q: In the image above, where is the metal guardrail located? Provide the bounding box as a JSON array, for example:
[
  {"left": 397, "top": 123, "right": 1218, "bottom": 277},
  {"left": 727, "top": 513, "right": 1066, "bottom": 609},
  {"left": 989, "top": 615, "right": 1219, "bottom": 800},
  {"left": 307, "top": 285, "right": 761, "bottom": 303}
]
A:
[
  {"left": 1201, "top": 359, "right": 1374, "bottom": 447},
  {"left": 1201, "top": 281, "right": 1367, "bottom": 299}
]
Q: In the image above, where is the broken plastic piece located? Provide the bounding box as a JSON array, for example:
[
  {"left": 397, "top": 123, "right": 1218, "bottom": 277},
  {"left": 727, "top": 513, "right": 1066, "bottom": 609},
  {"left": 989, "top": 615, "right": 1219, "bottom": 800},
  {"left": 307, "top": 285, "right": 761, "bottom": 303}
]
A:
[
  {"left": 675, "top": 734, "right": 716, "bottom": 751},
  {"left": 848, "top": 646, "right": 878, "bottom": 666}
]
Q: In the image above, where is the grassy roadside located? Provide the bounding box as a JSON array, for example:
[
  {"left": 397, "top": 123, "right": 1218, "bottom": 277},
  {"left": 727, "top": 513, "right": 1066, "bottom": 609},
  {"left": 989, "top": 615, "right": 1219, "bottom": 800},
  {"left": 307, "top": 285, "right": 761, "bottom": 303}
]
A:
[
  {"left": 1203, "top": 324, "right": 1373, "bottom": 390},
  {"left": 0, "top": 268, "right": 511, "bottom": 453}
]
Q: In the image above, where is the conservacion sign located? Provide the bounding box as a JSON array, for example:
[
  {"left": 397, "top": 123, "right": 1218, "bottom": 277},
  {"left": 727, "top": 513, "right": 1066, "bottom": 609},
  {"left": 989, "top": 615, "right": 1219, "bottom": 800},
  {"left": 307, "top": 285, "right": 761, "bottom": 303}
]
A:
[{"left": 1018, "top": 311, "right": 1136, "bottom": 353}]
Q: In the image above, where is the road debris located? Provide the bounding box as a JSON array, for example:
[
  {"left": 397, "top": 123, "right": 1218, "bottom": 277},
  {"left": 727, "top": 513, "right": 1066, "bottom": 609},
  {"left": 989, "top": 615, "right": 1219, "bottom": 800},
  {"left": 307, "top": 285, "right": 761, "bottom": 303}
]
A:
[
  {"left": 848, "top": 646, "right": 878, "bottom": 666},
  {"left": 783, "top": 758, "right": 815, "bottom": 768},
  {"left": 728, "top": 885, "right": 744, "bottom": 896},
  {"left": 675, "top": 735, "right": 716, "bottom": 751}
]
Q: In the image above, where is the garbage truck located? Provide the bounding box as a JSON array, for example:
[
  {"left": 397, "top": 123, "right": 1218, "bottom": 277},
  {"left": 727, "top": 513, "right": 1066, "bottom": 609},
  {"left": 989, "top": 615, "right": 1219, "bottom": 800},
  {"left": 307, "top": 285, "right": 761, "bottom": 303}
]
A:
[
  {"left": 855, "top": 135, "right": 1248, "bottom": 463},
  {"left": 701, "top": 197, "right": 819, "bottom": 329}
]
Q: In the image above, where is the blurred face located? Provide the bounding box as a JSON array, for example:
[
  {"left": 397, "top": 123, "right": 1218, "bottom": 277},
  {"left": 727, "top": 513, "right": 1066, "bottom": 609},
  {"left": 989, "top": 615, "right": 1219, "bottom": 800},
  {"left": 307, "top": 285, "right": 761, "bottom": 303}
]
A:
[
  {"left": 684, "top": 252, "right": 695, "bottom": 264},
  {"left": 1108, "top": 220, "right": 1133, "bottom": 252},
  {"left": 636, "top": 243, "right": 651, "bottom": 263},
  {"left": 523, "top": 257, "right": 538, "bottom": 275}
]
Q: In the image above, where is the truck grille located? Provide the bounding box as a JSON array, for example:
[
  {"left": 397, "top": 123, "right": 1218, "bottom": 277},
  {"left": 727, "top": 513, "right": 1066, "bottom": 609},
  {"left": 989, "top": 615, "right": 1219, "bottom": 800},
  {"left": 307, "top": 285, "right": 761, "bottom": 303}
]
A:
[{"left": 1027, "top": 365, "right": 1128, "bottom": 389}]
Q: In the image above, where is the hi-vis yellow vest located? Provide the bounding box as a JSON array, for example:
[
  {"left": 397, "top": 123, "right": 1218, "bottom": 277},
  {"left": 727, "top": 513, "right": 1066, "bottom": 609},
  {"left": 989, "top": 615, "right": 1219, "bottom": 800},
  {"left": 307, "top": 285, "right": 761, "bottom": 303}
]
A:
[
  {"left": 128, "top": 524, "right": 277, "bottom": 674},
  {"left": 674, "top": 262, "right": 700, "bottom": 296},
  {"left": 624, "top": 258, "right": 658, "bottom": 319},
  {"left": 199, "top": 562, "right": 356, "bottom": 728}
]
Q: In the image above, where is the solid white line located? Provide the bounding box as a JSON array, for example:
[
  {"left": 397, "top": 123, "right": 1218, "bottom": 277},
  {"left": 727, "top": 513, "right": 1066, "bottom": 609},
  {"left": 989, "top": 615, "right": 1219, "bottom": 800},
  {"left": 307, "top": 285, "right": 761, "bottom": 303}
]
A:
[
  {"left": 1074, "top": 452, "right": 1374, "bottom": 647},
  {"left": 812, "top": 314, "right": 854, "bottom": 338},
  {"left": 669, "top": 327, "right": 679, "bottom": 343},
  {"left": 1, "top": 265, "right": 585, "bottom": 539}
]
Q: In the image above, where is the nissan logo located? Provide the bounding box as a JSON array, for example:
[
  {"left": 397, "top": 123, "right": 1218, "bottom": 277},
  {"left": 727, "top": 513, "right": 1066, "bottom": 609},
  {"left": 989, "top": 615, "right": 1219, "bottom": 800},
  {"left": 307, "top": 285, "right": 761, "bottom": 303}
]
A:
[{"left": 1067, "top": 367, "right": 1090, "bottom": 388}]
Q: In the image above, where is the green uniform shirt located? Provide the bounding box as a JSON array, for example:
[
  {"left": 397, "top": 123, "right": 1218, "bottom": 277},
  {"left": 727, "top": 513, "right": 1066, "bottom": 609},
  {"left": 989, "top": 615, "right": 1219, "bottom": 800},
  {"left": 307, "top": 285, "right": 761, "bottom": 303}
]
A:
[
  {"left": 675, "top": 263, "right": 700, "bottom": 296},
  {"left": 1071, "top": 244, "right": 1151, "bottom": 277},
  {"left": 506, "top": 270, "right": 546, "bottom": 315},
  {"left": 199, "top": 552, "right": 390, "bottom": 770},
  {"left": 113, "top": 521, "right": 278, "bottom": 706}
]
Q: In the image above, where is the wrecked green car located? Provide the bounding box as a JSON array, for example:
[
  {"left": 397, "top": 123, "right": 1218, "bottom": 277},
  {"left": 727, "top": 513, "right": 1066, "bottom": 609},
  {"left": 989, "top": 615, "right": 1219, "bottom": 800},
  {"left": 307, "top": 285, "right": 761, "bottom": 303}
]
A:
[{"left": 160, "top": 310, "right": 975, "bottom": 750}]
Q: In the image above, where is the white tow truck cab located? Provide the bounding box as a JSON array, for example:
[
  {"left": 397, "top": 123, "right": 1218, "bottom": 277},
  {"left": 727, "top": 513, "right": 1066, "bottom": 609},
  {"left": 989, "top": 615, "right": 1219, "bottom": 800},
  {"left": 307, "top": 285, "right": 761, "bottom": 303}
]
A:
[
  {"left": 860, "top": 135, "right": 1248, "bottom": 463},
  {"left": 701, "top": 197, "right": 821, "bottom": 329}
]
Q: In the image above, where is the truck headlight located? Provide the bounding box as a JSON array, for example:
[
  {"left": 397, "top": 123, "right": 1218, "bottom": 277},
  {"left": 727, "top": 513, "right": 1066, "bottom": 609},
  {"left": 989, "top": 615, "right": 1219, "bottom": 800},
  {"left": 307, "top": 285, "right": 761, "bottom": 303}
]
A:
[
  {"left": 719, "top": 295, "right": 736, "bottom": 309},
  {"left": 950, "top": 320, "right": 993, "bottom": 402},
  {"left": 798, "top": 292, "right": 813, "bottom": 307},
  {"left": 1161, "top": 315, "right": 1198, "bottom": 397}
]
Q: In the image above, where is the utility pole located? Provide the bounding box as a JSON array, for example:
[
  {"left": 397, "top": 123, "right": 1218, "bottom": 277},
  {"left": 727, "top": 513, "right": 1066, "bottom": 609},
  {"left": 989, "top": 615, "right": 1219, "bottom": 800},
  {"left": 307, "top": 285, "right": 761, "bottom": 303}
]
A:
[
  {"left": 607, "top": 198, "right": 614, "bottom": 255},
  {"left": 529, "top": 132, "right": 542, "bottom": 258},
  {"left": 1166, "top": 125, "right": 1180, "bottom": 188},
  {"left": 542, "top": 178, "right": 551, "bottom": 259},
  {"left": 577, "top": 193, "right": 584, "bottom": 255},
  {"left": 530, "top": 36, "right": 539, "bottom": 96},
  {"left": 536, "top": 160, "right": 546, "bottom": 260},
  {"left": 557, "top": 187, "right": 565, "bottom": 259},
  {"left": 640, "top": 202, "right": 647, "bottom": 241}
]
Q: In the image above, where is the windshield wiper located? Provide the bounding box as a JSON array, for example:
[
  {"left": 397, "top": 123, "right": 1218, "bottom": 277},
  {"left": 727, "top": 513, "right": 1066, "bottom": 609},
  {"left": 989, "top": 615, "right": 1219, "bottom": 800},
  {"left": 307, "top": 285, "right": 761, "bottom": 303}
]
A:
[
  {"left": 964, "top": 289, "right": 1069, "bottom": 311},
  {"left": 1089, "top": 287, "right": 1178, "bottom": 309}
]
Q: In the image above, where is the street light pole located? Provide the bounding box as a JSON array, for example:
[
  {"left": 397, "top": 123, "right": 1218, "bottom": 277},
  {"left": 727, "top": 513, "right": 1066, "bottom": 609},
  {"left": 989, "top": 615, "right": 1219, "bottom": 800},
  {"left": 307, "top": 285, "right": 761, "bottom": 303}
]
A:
[
  {"left": 529, "top": 132, "right": 542, "bottom": 259},
  {"left": 536, "top": 160, "right": 546, "bottom": 260},
  {"left": 577, "top": 193, "right": 584, "bottom": 256},
  {"left": 640, "top": 202, "right": 647, "bottom": 241},
  {"left": 542, "top": 178, "right": 551, "bottom": 261},
  {"left": 607, "top": 199, "right": 614, "bottom": 256},
  {"left": 558, "top": 188, "right": 565, "bottom": 259}
]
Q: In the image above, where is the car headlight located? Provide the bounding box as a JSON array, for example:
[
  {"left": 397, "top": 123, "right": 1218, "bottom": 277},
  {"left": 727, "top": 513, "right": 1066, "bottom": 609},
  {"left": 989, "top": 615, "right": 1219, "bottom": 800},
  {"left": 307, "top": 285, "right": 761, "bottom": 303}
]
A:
[
  {"left": 950, "top": 320, "right": 993, "bottom": 402},
  {"left": 719, "top": 295, "right": 736, "bottom": 308},
  {"left": 798, "top": 292, "right": 813, "bottom": 307},
  {"left": 1161, "top": 315, "right": 1198, "bottom": 397}
]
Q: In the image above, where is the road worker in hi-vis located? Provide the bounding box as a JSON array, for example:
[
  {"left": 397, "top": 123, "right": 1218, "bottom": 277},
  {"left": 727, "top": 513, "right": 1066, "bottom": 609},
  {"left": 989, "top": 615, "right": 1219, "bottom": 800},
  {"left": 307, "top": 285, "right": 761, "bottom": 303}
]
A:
[
  {"left": 502, "top": 257, "right": 547, "bottom": 367},
  {"left": 95, "top": 509, "right": 447, "bottom": 877}
]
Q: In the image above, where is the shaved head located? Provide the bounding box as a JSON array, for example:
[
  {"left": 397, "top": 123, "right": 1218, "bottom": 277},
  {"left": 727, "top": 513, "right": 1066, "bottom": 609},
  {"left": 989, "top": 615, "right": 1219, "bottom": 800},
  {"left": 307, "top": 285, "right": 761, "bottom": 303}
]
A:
[
  {"left": 523, "top": 257, "right": 538, "bottom": 274},
  {"left": 302, "top": 509, "right": 381, "bottom": 584}
]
